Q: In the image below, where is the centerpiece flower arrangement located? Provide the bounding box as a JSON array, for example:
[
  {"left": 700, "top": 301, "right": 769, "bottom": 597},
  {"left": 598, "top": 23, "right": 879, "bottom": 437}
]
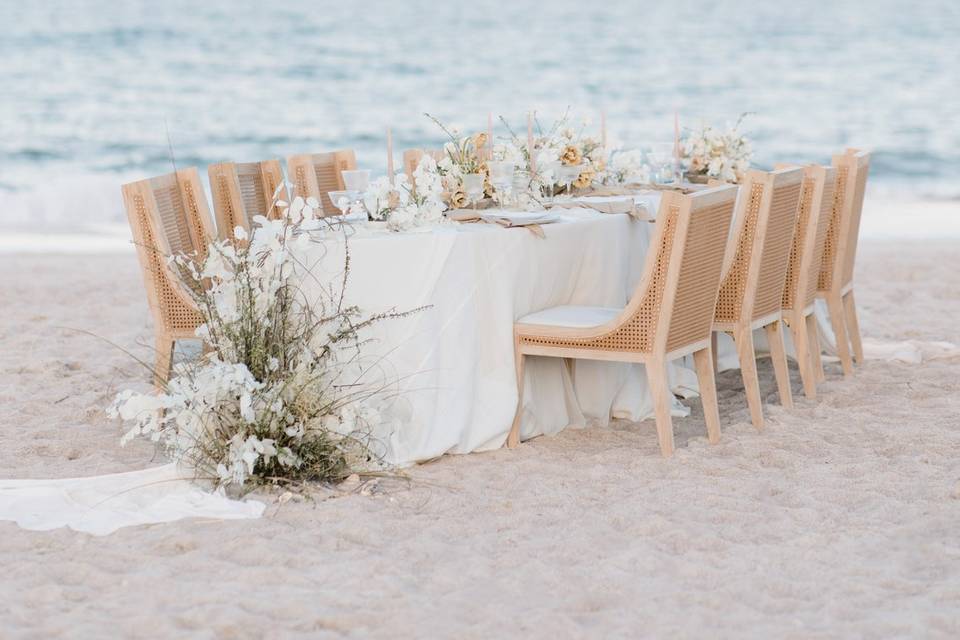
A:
[
  {"left": 359, "top": 154, "right": 449, "bottom": 232},
  {"left": 110, "top": 194, "right": 416, "bottom": 490},
  {"left": 681, "top": 114, "right": 753, "bottom": 183},
  {"left": 498, "top": 111, "right": 607, "bottom": 195},
  {"left": 601, "top": 149, "right": 651, "bottom": 186},
  {"left": 425, "top": 113, "right": 493, "bottom": 208}
]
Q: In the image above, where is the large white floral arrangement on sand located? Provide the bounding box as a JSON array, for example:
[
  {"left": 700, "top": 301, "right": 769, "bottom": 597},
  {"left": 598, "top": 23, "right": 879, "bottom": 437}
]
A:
[
  {"left": 360, "top": 154, "right": 449, "bottom": 232},
  {"left": 682, "top": 114, "right": 753, "bottom": 183},
  {"left": 110, "top": 195, "right": 415, "bottom": 489}
]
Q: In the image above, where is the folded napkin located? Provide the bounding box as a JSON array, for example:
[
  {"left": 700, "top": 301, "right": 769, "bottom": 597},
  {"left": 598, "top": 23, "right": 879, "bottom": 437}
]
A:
[
  {"left": 559, "top": 195, "right": 651, "bottom": 220},
  {"left": 446, "top": 209, "right": 557, "bottom": 238}
]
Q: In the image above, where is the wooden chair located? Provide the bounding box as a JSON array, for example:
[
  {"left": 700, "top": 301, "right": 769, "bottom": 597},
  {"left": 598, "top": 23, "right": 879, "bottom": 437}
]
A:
[
  {"left": 510, "top": 185, "right": 739, "bottom": 457},
  {"left": 776, "top": 164, "right": 836, "bottom": 399},
  {"left": 817, "top": 149, "right": 871, "bottom": 376},
  {"left": 286, "top": 150, "right": 356, "bottom": 215},
  {"left": 712, "top": 167, "right": 803, "bottom": 429},
  {"left": 121, "top": 168, "right": 216, "bottom": 388},
  {"left": 402, "top": 148, "right": 446, "bottom": 179},
  {"left": 208, "top": 160, "right": 287, "bottom": 239}
]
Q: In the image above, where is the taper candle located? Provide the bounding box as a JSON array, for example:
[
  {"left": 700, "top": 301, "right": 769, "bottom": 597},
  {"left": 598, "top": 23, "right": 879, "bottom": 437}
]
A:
[
  {"left": 527, "top": 112, "right": 536, "bottom": 174},
  {"left": 386, "top": 127, "right": 395, "bottom": 186}
]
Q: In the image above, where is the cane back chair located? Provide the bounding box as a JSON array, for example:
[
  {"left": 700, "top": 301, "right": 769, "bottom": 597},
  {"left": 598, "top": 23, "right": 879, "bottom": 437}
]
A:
[
  {"left": 776, "top": 164, "right": 836, "bottom": 399},
  {"left": 510, "top": 185, "right": 739, "bottom": 457},
  {"left": 286, "top": 150, "right": 357, "bottom": 215},
  {"left": 817, "top": 149, "right": 871, "bottom": 376},
  {"left": 208, "top": 160, "right": 288, "bottom": 239},
  {"left": 711, "top": 167, "right": 803, "bottom": 429},
  {"left": 121, "top": 168, "right": 216, "bottom": 387}
]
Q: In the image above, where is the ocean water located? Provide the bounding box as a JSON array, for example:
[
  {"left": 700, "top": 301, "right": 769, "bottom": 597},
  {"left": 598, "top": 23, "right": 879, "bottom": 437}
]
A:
[{"left": 1, "top": 0, "right": 958, "bottom": 233}]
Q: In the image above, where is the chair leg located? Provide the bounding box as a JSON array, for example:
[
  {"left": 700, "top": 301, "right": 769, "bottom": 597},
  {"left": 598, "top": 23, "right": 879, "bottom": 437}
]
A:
[
  {"left": 790, "top": 315, "right": 817, "bottom": 400},
  {"left": 765, "top": 320, "right": 794, "bottom": 409},
  {"left": 711, "top": 331, "right": 719, "bottom": 375},
  {"left": 806, "top": 312, "right": 825, "bottom": 383},
  {"left": 843, "top": 290, "right": 865, "bottom": 365},
  {"left": 154, "top": 334, "right": 175, "bottom": 390},
  {"left": 644, "top": 360, "right": 675, "bottom": 457},
  {"left": 507, "top": 344, "right": 525, "bottom": 449},
  {"left": 693, "top": 347, "right": 721, "bottom": 444},
  {"left": 732, "top": 327, "right": 764, "bottom": 430},
  {"left": 826, "top": 291, "right": 854, "bottom": 377}
]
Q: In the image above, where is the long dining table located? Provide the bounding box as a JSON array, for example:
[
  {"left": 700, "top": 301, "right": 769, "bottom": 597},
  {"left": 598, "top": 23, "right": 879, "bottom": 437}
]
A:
[{"left": 297, "top": 192, "right": 839, "bottom": 466}]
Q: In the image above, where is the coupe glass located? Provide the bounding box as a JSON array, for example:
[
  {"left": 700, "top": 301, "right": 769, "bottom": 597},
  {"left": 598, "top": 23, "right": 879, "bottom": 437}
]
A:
[
  {"left": 341, "top": 169, "right": 371, "bottom": 193},
  {"left": 462, "top": 173, "right": 485, "bottom": 210},
  {"left": 487, "top": 161, "right": 515, "bottom": 208}
]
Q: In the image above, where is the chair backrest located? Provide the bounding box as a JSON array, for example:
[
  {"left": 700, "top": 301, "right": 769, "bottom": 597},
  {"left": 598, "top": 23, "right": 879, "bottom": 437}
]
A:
[
  {"left": 819, "top": 149, "right": 871, "bottom": 292},
  {"left": 714, "top": 167, "right": 803, "bottom": 324},
  {"left": 403, "top": 148, "right": 446, "bottom": 179},
  {"left": 120, "top": 168, "right": 215, "bottom": 334},
  {"left": 286, "top": 150, "right": 357, "bottom": 215},
  {"left": 781, "top": 164, "right": 837, "bottom": 312},
  {"left": 208, "top": 160, "right": 287, "bottom": 239}
]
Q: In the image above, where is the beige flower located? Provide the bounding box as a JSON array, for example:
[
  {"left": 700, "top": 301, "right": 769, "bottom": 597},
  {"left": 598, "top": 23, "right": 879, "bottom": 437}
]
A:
[
  {"left": 473, "top": 133, "right": 488, "bottom": 150},
  {"left": 484, "top": 179, "right": 495, "bottom": 198},
  {"left": 561, "top": 145, "right": 582, "bottom": 166},
  {"left": 447, "top": 189, "right": 467, "bottom": 209},
  {"left": 573, "top": 166, "right": 596, "bottom": 190},
  {"left": 387, "top": 191, "right": 401, "bottom": 209},
  {"left": 593, "top": 158, "right": 607, "bottom": 173}
]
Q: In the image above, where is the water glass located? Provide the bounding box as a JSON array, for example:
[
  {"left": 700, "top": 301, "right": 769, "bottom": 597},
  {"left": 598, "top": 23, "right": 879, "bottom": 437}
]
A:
[
  {"left": 487, "top": 161, "right": 515, "bottom": 208},
  {"left": 462, "top": 173, "right": 485, "bottom": 210}
]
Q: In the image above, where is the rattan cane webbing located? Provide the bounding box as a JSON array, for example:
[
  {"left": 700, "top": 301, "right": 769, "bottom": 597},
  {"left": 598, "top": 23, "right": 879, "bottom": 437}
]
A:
[
  {"left": 261, "top": 165, "right": 283, "bottom": 220},
  {"left": 181, "top": 180, "right": 208, "bottom": 262},
  {"left": 782, "top": 176, "right": 814, "bottom": 311},
  {"left": 752, "top": 181, "right": 801, "bottom": 321},
  {"left": 802, "top": 175, "right": 835, "bottom": 307},
  {"left": 818, "top": 165, "right": 849, "bottom": 291},
  {"left": 293, "top": 164, "right": 310, "bottom": 202},
  {"left": 841, "top": 164, "right": 869, "bottom": 287},
  {"left": 238, "top": 170, "right": 269, "bottom": 219},
  {"left": 213, "top": 171, "right": 241, "bottom": 235},
  {"left": 313, "top": 159, "right": 340, "bottom": 215},
  {"left": 154, "top": 184, "right": 193, "bottom": 256},
  {"left": 665, "top": 198, "right": 736, "bottom": 353},
  {"left": 519, "top": 208, "right": 679, "bottom": 354},
  {"left": 714, "top": 182, "right": 764, "bottom": 323},
  {"left": 133, "top": 193, "right": 201, "bottom": 333}
]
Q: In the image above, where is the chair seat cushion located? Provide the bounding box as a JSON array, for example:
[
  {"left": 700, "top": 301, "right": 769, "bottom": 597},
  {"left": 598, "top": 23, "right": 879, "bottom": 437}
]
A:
[{"left": 517, "top": 305, "right": 621, "bottom": 329}]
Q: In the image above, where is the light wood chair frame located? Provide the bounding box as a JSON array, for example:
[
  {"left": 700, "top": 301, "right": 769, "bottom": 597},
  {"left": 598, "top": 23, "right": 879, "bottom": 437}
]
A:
[
  {"left": 286, "top": 150, "right": 357, "bottom": 215},
  {"left": 776, "top": 163, "right": 837, "bottom": 399},
  {"left": 208, "top": 160, "right": 287, "bottom": 239},
  {"left": 817, "top": 148, "right": 871, "bottom": 377},
  {"left": 121, "top": 168, "right": 216, "bottom": 388},
  {"left": 402, "top": 148, "right": 446, "bottom": 180},
  {"left": 510, "top": 185, "right": 739, "bottom": 457},
  {"left": 711, "top": 167, "right": 804, "bottom": 429}
]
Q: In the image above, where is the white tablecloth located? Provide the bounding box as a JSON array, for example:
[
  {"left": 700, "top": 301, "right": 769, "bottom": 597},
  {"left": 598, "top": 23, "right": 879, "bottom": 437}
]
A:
[{"left": 299, "top": 209, "right": 698, "bottom": 465}]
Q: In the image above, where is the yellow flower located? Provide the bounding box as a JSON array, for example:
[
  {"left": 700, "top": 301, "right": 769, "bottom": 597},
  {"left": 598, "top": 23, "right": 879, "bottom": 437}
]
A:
[
  {"left": 561, "top": 145, "right": 582, "bottom": 166},
  {"left": 573, "top": 166, "right": 596, "bottom": 190},
  {"left": 447, "top": 189, "right": 467, "bottom": 209}
]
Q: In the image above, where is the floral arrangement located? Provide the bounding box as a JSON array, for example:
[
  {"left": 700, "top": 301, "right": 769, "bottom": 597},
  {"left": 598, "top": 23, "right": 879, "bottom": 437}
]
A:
[
  {"left": 110, "top": 195, "right": 414, "bottom": 490},
  {"left": 498, "top": 111, "right": 607, "bottom": 193},
  {"left": 601, "top": 149, "right": 650, "bottom": 186},
  {"left": 681, "top": 114, "right": 753, "bottom": 183},
  {"left": 360, "top": 154, "right": 448, "bottom": 231},
  {"left": 425, "top": 113, "right": 493, "bottom": 207}
]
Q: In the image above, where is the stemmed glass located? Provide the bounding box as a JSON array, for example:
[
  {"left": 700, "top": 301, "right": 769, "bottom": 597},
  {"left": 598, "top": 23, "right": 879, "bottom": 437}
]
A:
[
  {"left": 328, "top": 190, "right": 364, "bottom": 221},
  {"left": 462, "top": 173, "right": 485, "bottom": 211},
  {"left": 558, "top": 164, "right": 582, "bottom": 196},
  {"left": 487, "top": 161, "right": 515, "bottom": 209},
  {"left": 538, "top": 160, "right": 561, "bottom": 201}
]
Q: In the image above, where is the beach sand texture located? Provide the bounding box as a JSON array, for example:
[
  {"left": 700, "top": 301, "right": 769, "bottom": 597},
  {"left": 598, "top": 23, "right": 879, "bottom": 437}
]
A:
[{"left": 1, "top": 239, "right": 958, "bottom": 638}]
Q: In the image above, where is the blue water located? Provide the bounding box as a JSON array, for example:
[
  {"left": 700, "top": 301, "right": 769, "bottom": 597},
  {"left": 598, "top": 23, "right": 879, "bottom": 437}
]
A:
[{"left": 1, "top": 0, "right": 958, "bottom": 230}]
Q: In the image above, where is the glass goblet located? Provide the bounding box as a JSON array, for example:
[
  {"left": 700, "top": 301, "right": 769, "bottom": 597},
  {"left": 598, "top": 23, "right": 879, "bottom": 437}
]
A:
[
  {"left": 462, "top": 173, "right": 485, "bottom": 211},
  {"left": 487, "top": 161, "right": 515, "bottom": 209}
]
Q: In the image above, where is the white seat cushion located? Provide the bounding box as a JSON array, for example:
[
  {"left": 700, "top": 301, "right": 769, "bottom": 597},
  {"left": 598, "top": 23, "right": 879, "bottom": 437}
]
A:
[{"left": 517, "top": 305, "right": 621, "bottom": 329}]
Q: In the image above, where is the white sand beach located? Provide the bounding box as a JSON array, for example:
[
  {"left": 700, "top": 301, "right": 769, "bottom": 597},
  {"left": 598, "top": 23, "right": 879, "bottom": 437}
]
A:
[{"left": 1, "top": 237, "right": 958, "bottom": 638}]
